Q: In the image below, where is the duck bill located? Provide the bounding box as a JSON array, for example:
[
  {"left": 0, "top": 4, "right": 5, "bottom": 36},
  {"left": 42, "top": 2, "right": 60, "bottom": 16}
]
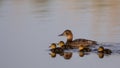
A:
[{"left": 58, "top": 33, "right": 64, "bottom": 36}]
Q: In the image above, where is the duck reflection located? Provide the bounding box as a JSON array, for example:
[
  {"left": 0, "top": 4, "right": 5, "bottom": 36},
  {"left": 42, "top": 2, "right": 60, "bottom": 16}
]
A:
[
  {"left": 49, "top": 51, "right": 72, "bottom": 60},
  {"left": 63, "top": 52, "right": 72, "bottom": 60}
]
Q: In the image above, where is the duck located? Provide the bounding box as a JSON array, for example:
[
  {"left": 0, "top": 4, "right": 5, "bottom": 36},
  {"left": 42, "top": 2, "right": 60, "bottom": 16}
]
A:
[
  {"left": 98, "top": 46, "right": 112, "bottom": 54},
  {"left": 49, "top": 43, "right": 64, "bottom": 53},
  {"left": 78, "top": 45, "right": 91, "bottom": 52},
  {"left": 57, "top": 41, "right": 73, "bottom": 49},
  {"left": 59, "top": 30, "right": 97, "bottom": 48}
]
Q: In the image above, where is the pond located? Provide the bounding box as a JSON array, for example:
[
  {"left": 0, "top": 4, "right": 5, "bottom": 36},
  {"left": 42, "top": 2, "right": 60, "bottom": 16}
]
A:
[{"left": 0, "top": 0, "right": 120, "bottom": 68}]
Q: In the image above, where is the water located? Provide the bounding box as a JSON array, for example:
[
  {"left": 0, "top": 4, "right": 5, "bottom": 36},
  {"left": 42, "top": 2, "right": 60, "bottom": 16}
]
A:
[{"left": 0, "top": 0, "right": 120, "bottom": 68}]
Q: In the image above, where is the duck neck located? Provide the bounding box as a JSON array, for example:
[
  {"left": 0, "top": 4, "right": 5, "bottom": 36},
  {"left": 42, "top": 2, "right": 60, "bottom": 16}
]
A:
[{"left": 67, "top": 35, "right": 73, "bottom": 42}]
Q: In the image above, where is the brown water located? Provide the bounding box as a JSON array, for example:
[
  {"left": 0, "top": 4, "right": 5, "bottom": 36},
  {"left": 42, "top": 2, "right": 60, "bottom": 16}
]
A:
[{"left": 0, "top": 0, "right": 120, "bottom": 68}]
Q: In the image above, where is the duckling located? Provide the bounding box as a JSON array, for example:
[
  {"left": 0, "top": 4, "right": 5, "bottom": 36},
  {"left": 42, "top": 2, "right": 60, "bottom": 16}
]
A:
[
  {"left": 78, "top": 45, "right": 91, "bottom": 52},
  {"left": 49, "top": 43, "right": 64, "bottom": 53},
  {"left": 57, "top": 41, "right": 72, "bottom": 49},
  {"left": 59, "top": 30, "right": 97, "bottom": 48},
  {"left": 98, "top": 46, "right": 112, "bottom": 54},
  {"left": 49, "top": 52, "right": 56, "bottom": 58}
]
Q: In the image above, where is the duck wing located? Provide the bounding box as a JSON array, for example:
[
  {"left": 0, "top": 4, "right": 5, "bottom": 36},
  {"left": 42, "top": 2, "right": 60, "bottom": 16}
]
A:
[{"left": 66, "top": 38, "right": 97, "bottom": 48}]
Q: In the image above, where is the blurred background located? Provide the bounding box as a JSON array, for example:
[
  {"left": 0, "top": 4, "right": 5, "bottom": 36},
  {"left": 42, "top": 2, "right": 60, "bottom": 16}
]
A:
[{"left": 0, "top": 0, "right": 120, "bottom": 68}]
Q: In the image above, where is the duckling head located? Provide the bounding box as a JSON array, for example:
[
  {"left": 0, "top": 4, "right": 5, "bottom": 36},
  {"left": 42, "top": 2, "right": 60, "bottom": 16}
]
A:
[
  {"left": 58, "top": 41, "right": 65, "bottom": 47},
  {"left": 49, "top": 43, "right": 56, "bottom": 49},
  {"left": 59, "top": 30, "right": 73, "bottom": 41},
  {"left": 98, "top": 46, "right": 104, "bottom": 52}
]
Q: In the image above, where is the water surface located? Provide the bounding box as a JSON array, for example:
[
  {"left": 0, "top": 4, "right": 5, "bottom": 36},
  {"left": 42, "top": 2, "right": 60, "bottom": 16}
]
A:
[{"left": 0, "top": 0, "right": 120, "bottom": 68}]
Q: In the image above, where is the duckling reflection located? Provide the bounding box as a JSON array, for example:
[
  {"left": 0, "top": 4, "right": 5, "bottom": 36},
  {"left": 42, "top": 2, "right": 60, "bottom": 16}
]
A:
[
  {"left": 57, "top": 41, "right": 73, "bottom": 50},
  {"left": 49, "top": 51, "right": 72, "bottom": 60},
  {"left": 49, "top": 52, "right": 56, "bottom": 58},
  {"left": 78, "top": 51, "right": 91, "bottom": 57},
  {"left": 49, "top": 52, "right": 64, "bottom": 58},
  {"left": 79, "top": 51, "right": 85, "bottom": 57},
  {"left": 49, "top": 43, "right": 64, "bottom": 53},
  {"left": 63, "top": 52, "right": 72, "bottom": 60},
  {"left": 78, "top": 45, "right": 91, "bottom": 52},
  {"left": 97, "top": 52, "right": 104, "bottom": 59},
  {"left": 98, "top": 46, "right": 112, "bottom": 54}
]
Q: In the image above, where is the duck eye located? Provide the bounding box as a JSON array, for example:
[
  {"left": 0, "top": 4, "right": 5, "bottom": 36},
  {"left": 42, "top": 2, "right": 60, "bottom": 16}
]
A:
[{"left": 65, "top": 32, "right": 69, "bottom": 35}]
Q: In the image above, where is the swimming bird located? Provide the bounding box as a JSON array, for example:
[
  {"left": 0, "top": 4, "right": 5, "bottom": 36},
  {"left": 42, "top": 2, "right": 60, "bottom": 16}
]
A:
[
  {"left": 49, "top": 43, "right": 64, "bottom": 53},
  {"left": 78, "top": 45, "right": 91, "bottom": 52},
  {"left": 59, "top": 30, "right": 97, "bottom": 48},
  {"left": 57, "top": 41, "right": 73, "bottom": 49},
  {"left": 98, "top": 46, "right": 112, "bottom": 54}
]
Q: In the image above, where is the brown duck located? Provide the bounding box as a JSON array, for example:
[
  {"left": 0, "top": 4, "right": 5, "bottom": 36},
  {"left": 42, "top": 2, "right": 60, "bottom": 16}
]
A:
[{"left": 59, "top": 30, "right": 97, "bottom": 48}]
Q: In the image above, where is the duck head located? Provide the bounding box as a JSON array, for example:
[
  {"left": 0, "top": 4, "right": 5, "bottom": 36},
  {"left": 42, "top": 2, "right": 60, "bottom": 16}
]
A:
[{"left": 59, "top": 30, "right": 73, "bottom": 42}]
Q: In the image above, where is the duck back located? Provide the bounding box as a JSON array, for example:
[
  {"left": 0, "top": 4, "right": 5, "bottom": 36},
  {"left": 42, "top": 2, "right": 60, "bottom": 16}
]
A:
[{"left": 66, "top": 38, "right": 97, "bottom": 48}]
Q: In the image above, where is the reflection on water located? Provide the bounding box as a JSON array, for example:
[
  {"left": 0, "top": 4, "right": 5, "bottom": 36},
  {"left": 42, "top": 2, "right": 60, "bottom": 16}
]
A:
[
  {"left": 49, "top": 52, "right": 73, "bottom": 60},
  {"left": 49, "top": 49, "right": 113, "bottom": 59},
  {"left": 0, "top": 0, "right": 120, "bottom": 68},
  {"left": 49, "top": 39, "right": 120, "bottom": 60}
]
